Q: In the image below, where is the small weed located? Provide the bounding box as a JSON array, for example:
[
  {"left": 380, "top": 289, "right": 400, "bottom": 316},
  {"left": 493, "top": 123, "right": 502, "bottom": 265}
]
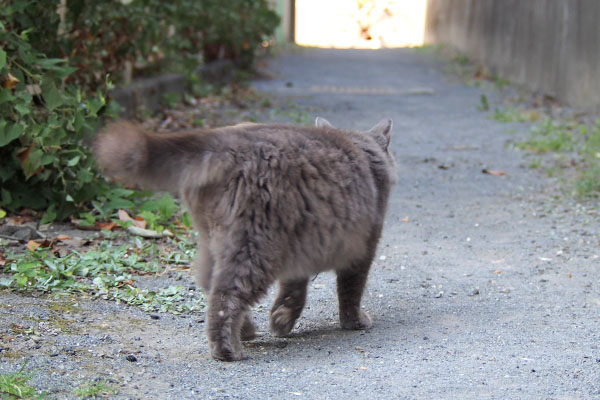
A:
[
  {"left": 511, "top": 116, "right": 600, "bottom": 199},
  {"left": 0, "top": 363, "right": 44, "bottom": 399},
  {"left": 162, "top": 92, "right": 181, "bottom": 109},
  {"left": 192, "top": 118, "right": 206, "bottom": 127},
  {"left": 452, "top": 54, "right": 470, "bottom": 66},
  {"left": 74, "top": 379, "right": 116, "bottom": 399},
  {"left": 492, "top": 108, "right": 515, "bottom": 123},
  {"left": 260, "top": 98, "right": 273, "bottom": 108},
  {"left": 517, "top": 118, "right": 575, "bottom": 153},
  {"left": 576, "top": 165, "right": 600, "bottom": 198},
  {"left": 491, "top": 75, "right": 510, "bottom": 90},
  {"left": 491, "top": 106, "right": 538, "bottom": 124},
  {"left": 269, "top": 105, "right": 311, "bottom": 125},
  {"left": 527, "top": 157, "right": 543, "bottom": 169},
  {"left": 478, "top": 94, "right": 490, "bottom": 111}
]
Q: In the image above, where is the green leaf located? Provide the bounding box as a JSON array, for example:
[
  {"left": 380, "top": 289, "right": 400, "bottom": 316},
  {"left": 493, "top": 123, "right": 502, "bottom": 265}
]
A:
[
  {"left": 22, "top": 147, "right": 44, "bottom": 179},
  {"left": 76, "top": 167, "right": 94, "bottom": 184},
  {"left": 37, "top": 58, "right": 69, "bottom": 69},
  {"left": 42, "top": 83, "right": 64, "bottom": 111},
  {"left": 19, "top": 27, "right": 34, "bottom": 40},
  {"left": 40, "top": 204, "right": 57, "bottom": 224},
  {"left": 87, "top": 97, "right": 104, "bottom": 117},
  {"left": 15, "top": 103, "right": 30, "bottom": 115},
  {"left": 158, "top": 193, "right": 176, "bottom": 219},
  {"left": 0, "top": 122, "right": 24, "bottom": 146},
  {"left": 182, "top": 211, "right": 193, "bottom": 228},
  {"left": 67, "top": 155, "right": 81, "bottom": 167},
  {"left": 1, "top": 188, "right": 12, "bottom": 206},
  {"left": 0, "top": 88, "right": 14, "bottom": 105},
  {"left": 0, "top": 48, "right": 6, "bottom": 68},
  {"left": 104, "top": 198, "right": 135, "bottom": 211},
  {"left": 0, "top": 208, "right": 6, "bottom": 219}
]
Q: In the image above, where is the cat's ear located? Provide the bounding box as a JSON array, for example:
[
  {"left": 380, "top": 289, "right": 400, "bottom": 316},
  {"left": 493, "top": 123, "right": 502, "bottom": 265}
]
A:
[
  {"left": 315, "top": 117, "right": 334, "bottom": 128},
  {"left": 368, "top": 119, "right": 393, "bottom": 150}
]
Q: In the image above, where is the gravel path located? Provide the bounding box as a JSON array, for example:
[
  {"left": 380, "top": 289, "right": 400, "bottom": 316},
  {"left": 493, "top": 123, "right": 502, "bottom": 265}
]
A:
[{"left": 2, "top": 47, "right": 599, "bottom": 399}]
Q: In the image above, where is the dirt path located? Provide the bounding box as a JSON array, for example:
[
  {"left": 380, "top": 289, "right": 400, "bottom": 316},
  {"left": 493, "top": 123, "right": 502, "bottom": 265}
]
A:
[{"left": 2, "top": 47, "right": 599, "bottom": 399}]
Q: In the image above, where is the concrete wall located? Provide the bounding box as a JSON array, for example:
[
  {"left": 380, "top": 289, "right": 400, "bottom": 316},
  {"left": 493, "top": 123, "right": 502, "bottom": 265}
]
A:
[{"left": 424, "top": 0, "right": 600, "bottom": 110}]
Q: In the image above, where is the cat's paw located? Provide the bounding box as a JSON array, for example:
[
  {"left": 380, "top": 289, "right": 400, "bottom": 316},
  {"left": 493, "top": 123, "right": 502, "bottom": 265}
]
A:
[
  {"left": 340, "top": 310, "right": 372, "bottom": 330},
  {"left": 241, "top": 316, "right": 257, "bottom": 341},
  {"left": 209, "top": 341, "right": 243, "bottom": 362},
  {"left": 270, "top": 305, "right": 297, "bottom": 337}
]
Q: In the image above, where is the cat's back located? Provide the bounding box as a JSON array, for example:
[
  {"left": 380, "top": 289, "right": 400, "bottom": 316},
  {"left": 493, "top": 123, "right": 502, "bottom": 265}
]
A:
[{"left": 214, "top": 123, "right": 374, "bottom": 175}]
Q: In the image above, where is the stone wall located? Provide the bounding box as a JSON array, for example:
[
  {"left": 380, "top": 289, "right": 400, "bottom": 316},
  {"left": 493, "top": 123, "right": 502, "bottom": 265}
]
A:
[{"left": 424, "top": 0, "right": 600, "bottom": 110}]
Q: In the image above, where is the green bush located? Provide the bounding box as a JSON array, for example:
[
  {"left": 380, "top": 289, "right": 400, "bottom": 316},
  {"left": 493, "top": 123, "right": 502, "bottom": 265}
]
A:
[
  {"left": 197, "top": 0, "right": 281, "bottom": 68},
  {"left": 1, "top": 3, "right": 115, "bottom": 221},
  {"left": 0, "top": 0, "right": 279, "bottom": 221}
]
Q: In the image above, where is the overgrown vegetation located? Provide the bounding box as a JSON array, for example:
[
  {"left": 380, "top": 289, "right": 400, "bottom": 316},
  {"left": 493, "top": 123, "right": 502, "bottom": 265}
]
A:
[
  {"left": 0, "top": 0, "right": 279, "bottom": 222},
  {"left": 1, "top": 237, "right": 202, "bottom": 314},
  {"left": 1, "top": 190, "right": 203, "bottom": 313},
  {"left": 0, "top": 3, "right": 116, "bottom": 221}
]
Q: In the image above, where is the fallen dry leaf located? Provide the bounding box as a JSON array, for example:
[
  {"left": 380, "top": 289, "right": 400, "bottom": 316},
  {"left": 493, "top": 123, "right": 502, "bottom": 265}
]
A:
[
  {"left": 27, "top": 239, "right": 52, "bottom": 251},
  {"left": 95, "top": 221, "right": 117, "bottom": 231},
  {"left": 26, "top": 240, "right": 40, "bottom": 251},
  {"left": 401, "top": 217, "right": 410, "bottom": 223},
  {"left": 118, "top": 209, "right": 147, "bottom": 229},
  {"left": 7, "top": 215, "right": 35, "bottom": 225},
  {"left": 118, "top": 209, "right": 132, "bottom": 222},
  {"left": 1, "top": 72, "right": 20, "bottom": 89},
  {"left": 55, "top": 234, "right": 70, "bottom": 241},
  {"left": 492, "top": 269, "right": 502, "bottom": 274},
  {"left": 482, "top": 169, "right": 506, "bottom": 176},
  {"left": 133, "top": 216, "right": 147, "bottom": 229},
  {"left": 17, "top": 145, "right": 43, "bottom": 178}
]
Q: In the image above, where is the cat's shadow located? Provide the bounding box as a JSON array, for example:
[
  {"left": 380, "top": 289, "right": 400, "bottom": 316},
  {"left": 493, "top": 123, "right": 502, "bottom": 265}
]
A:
[{"left": 242, "top": 325, "right": 371, "bottom": 359}]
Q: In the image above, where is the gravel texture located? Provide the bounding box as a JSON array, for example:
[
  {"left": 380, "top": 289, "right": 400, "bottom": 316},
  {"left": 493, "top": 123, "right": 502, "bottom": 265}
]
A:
[{"left": 1, "top": 47, "right": 599, "bottom": 399}]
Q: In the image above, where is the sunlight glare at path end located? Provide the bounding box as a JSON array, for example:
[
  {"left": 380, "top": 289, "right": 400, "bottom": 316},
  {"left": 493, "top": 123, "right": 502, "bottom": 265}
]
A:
[{"left": 295, "top": 0, "right": 427, "bottom": 49}]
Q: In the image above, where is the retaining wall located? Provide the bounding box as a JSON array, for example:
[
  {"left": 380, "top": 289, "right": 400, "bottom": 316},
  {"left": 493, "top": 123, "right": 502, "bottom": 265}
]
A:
[{"left": 424, "top": 0, "right": 600, "bottom": 110}]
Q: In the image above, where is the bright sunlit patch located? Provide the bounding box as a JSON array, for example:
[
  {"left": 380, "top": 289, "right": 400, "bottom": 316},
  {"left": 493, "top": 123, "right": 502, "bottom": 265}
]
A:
[{"left": 295, "top": 0, "right": 426, "bottom": 49}]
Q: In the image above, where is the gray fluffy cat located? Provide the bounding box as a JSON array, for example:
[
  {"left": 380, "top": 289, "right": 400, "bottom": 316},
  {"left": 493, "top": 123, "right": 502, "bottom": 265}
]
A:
[{"left": 94, "top": 117, "right": 396, "bottom": 361}]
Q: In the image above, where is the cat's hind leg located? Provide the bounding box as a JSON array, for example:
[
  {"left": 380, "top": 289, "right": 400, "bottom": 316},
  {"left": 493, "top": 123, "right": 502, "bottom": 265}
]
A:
[
  {"left": 270, "top": 278, "right": 309, "bottom": 337},
  {"left": 193, "top": 239, "right": 213, "bottom": 292},
  {"left": 241, "top": 311, "right": 257, "bottom": 341},
  {"left": 336, "top": 258, "right": 373, "bottom": 330},
  {"left": 206, "top": 253, "right": 271, "bottom": 361},
  {"left": 206, "top": 284, "right": 254, "bottom": 361}
]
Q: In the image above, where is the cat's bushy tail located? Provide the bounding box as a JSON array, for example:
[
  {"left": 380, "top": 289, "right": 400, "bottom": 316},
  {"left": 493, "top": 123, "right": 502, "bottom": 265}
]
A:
[
  {"left": 94, "top": 121, "right": 231, "bottom": 193},
  {"left": 93, "top": 121, "right": 149, "bottom": 187},
  {"left": 94, "top": 121, "right": 192, "bottom": 193}
]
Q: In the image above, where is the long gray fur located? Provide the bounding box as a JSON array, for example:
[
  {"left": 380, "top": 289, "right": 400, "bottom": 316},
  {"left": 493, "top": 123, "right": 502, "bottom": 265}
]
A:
[{"left": 94, "top": 118, "right": 396, "bottom": 361}]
